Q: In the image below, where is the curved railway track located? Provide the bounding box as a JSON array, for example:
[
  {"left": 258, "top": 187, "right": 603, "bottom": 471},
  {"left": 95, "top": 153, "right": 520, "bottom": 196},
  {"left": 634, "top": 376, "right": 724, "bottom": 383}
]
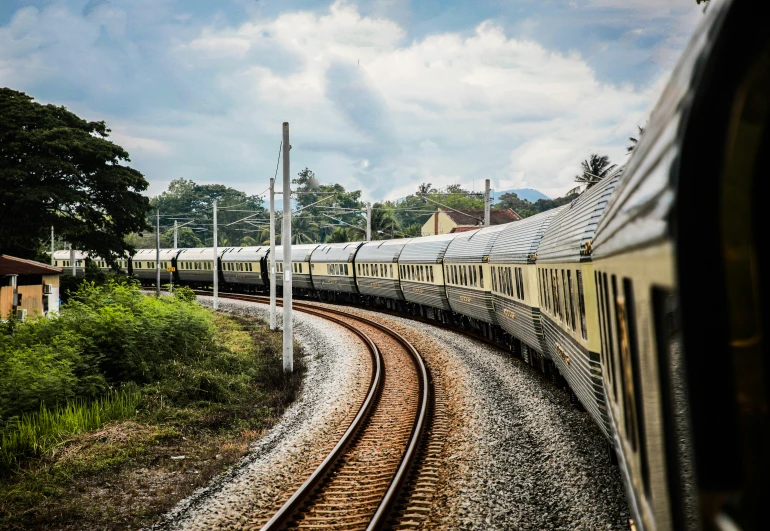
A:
[{"left": 193, "top": 291, "right": 430, "bottom": 531}]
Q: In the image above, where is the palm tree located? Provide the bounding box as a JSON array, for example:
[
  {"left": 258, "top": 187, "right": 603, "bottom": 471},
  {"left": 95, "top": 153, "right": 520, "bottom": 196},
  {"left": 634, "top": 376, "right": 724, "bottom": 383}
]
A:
[
  {"left": 575, "top": 154, "right": 616, "bottom": 188},
  {"left": 240, "top": 235, "right": 259, "bottom": 246},
  {"left": 291, "top": 214, "right": 320, "bottom": 244},
  {"left": 350, "top": 206, "right": 400, "bottom": 240},
  {"left": 325, "top": 227, "right": 349, "bottom": 243}
]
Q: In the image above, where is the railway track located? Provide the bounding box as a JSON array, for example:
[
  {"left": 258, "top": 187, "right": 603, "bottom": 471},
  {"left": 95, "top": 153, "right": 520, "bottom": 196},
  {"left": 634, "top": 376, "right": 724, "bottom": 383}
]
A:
[{"left": 193, "top": 290, "right": 431, "bottom": 530}]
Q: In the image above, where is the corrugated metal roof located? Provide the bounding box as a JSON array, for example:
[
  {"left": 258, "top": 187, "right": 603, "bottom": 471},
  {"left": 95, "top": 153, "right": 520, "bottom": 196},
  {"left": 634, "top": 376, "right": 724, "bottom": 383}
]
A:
[
  {"left": 0, "top": 255, "right": 63, "bottom": 275},
  {"left": 399, "top": 233, "right": 459, "bottom": 263},
  {"left": 445, "top": 224, "right": 507, "bottom": 263},
  {"left": 537, "top": 170, "right": 621, "bottom": 263},
  {"left": 133, "top": 248, "right": 182, "bottom": 261},
  {"left": 489, "top": 207, "right": 566, "bottom": 264},
  {"left": 355, "top": 238, "right": 412, "bottom": 263},
  {"left": 221, "top": 246, "right": 269, "bottom": 262},
  {"left": 274, "top": 244, "right": 319, "bottom": 262},
  {"left": 311, "top": 242, "right": 364, "bottom": 263}
]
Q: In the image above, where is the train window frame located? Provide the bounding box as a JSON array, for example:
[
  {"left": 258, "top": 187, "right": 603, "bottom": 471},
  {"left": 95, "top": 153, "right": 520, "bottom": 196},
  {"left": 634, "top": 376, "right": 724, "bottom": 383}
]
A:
[
  {"left": 577, "top": 270, "right": 587, "bottom": 339},
  {"left": 390, "top": 264, "right": 393, "bottom": 278},
  {"left": 567, "top": 270, "right": 576, "bottom": 332},
  {"left": 345, "top": 264, "right": 349, "bottom": 275}
]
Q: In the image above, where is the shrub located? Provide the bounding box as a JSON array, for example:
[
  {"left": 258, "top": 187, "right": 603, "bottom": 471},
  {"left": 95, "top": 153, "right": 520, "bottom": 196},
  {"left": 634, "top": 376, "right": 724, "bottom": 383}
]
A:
[{"left": 173, "top": 286, "right": 197, "bottom": 303}]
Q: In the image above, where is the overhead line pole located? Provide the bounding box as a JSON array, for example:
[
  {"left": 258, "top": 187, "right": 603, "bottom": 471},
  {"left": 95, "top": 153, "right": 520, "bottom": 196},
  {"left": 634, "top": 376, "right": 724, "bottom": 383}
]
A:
[
  {"left": 366, "top": 202, "right": 372, "bottom": 241},
  {"left": 213, "top": 199, "right": 219, "bottom": 310},
  {"left": 173, "top": 220, "right": 178, "bottom": 248},
  {"left": 282, "top": 122, "right": 293, "bottom": 373},
  {"left": 156, "top": 209, "right": 161, "bottom": 296},
  {"left": 484, "top": 179, "right": 491, "bottom": 227},
  {"left": 51, "top": 226, "right": 54, "bottom": 265},
  {"left": 269, "top": 177, "right": 277, "bottom": 331}
]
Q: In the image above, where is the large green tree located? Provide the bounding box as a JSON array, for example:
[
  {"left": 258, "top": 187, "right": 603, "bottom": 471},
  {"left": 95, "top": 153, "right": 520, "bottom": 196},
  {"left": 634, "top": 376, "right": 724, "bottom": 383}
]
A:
[{"left": 0, "top": 88, "right": 150, "bottom": 262}]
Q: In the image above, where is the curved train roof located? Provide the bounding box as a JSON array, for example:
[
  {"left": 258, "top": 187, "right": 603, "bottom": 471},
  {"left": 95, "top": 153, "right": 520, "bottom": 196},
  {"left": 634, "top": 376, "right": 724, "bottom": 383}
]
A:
[
  {"left": 176, "top": 247, "right": 219, "bottom": 261},
  {"left": 311, "top": 242, "right": 363, "bottom": 263},
  {"left": 489, "top": 206, "right": 566, "bottom": 264},
  {"left": 273, "top": 244, "right": 318, "bottom": 262},
  {"left": 444, "top": 224, "right": 507, "bottom": 263},
  {"left": 399, "top": 233, "right": 458, "bottom": 264},
  {"left": 355, "top": 238, "right": 412, "bottom": 263},
  {"left": 52, "top": 250, "right": 88, "bottom": 260},
  {"left": 133, "top": 248, "right": 181, "bottom": 261},
  {"left": 222, "top": 246, "right": 269, "bottom": 262},
  {"left": 537, "top": 170, "right": 621, "bottom": 264}
]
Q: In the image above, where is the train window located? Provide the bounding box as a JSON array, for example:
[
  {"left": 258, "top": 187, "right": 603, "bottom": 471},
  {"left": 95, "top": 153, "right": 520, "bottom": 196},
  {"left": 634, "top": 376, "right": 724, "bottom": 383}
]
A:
[
  {"left": 345, "top": 264, "right": 349, "bottom": 275},
  {"left": 577, "top": 271, "right": 587, "bottom": 339},
  {"left": 390, "top": 264, "right": 393, "bottom": 278},
  {"left": 568, "top": 271, "right": 576, "bottom": 331},
  {"left": 561, "top": 270, "right": 571, "bottom": 328},
  {"left": 601, "top": 273, "right": 617, "bottom": 399},
  {"left": 506, "top": 268, "right": 512, "bottom": 297},
  {"left": 478, "top": 265, "right": 483, "bottom": 289},
  {"left": 614, "top": 275, "right": 640, "bottom": 457}
]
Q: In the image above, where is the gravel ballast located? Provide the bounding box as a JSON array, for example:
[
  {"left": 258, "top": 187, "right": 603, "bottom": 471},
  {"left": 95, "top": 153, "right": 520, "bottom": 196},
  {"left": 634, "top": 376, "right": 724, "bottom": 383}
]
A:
[{"left": 152, "top": 297, "right": 373, "bottom": 530}]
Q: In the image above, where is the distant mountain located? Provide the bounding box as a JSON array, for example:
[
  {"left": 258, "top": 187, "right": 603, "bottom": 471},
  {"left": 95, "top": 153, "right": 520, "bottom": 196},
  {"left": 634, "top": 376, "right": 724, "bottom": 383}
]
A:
[{"left": 493, "top": 188, "right": 550, "bottom": 204}]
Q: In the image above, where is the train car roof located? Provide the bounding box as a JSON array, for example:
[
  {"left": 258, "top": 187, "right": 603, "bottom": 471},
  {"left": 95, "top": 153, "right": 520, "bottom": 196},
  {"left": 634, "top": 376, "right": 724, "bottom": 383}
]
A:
[
  {"left": 221, "top": 246, "right": 269, "bottom": 262},
  {"left": 133, "top": 248, "right": 182, "bottom": 261},
  {"left": 311, "top": 242, "right": 364, "bottom": 263},
  {"left": 52, "top": 250, "right": 88, "bottom": 260},
  {"left": 489, "top": 206, "right": 566, "bottom": 264},
  {"left": 273, "top": 244, "right": 319, "bottom": 262},
  {"left": 536, "top": 170, "right": 621, "bottom": 264},
  {"left": 399, "top": 232, "right": 459, "bottom": 264},
  {"left": 176, "top": 247, "right": 223, "bottom": 260},
  {"left": 444, "top": 224, "right": 508, "bottom": 263},
  {"left": 355, "top": 238, "right": 413, "bottom": 263}
]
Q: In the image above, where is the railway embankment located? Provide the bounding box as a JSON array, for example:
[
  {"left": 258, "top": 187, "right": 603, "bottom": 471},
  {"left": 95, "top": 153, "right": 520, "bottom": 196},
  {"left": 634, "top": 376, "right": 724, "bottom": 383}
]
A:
[{"left": 0, "top": 281, "right": 305, "bottom": 530}]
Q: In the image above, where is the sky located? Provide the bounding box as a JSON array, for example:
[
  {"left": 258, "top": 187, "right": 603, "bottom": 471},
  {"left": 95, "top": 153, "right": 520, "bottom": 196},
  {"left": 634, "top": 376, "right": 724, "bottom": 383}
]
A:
[{"left": 0, "top": 0, "right": 705, "bottom": 201}]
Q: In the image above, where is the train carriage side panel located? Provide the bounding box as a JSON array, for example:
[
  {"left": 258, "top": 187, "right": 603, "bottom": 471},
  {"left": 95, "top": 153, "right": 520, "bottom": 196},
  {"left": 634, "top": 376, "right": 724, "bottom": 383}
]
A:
[
  {"left": 310, "top": 242, "right": 363, "bottom": 294},
  {"left": 52, "top": 250, "right": 87, "bottom": 277},
  {"left": 444, "top": 225, "right": 507, "bottom": 326},
  {"left": 355, "top": 238, "right": 412, "bottom": 301},
  {"left": 536, "top": 170, "right": 621, "bottom": 439},
  {"left": 176, "top": 248, "right": 218, "bottom": 285},
  {"left": 221, "top": 246, "right": 269, "bottom": 287},
  {"left": 131, "top": 249, "right": 181, "bottom": 284},
  {"left": 398, "top": 233, "right": 458, "bottom": 311},
  {"left": 489, "top": 206, "right": 567, "bottom": 357},
  {"left": 270, "top": 244, "right": 318, "bottom": 290}
]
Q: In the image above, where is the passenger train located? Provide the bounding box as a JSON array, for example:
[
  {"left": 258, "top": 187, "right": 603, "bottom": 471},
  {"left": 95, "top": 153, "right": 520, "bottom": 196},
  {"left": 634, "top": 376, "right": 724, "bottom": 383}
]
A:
[{"left": 55, "top": 1, "right": 768, "bottom": 529}]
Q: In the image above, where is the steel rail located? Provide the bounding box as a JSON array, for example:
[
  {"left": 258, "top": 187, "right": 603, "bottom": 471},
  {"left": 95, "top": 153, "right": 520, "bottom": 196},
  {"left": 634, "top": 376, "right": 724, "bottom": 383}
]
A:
[{"left": 193, "top": 290, "right": 430, "bottom": 530}]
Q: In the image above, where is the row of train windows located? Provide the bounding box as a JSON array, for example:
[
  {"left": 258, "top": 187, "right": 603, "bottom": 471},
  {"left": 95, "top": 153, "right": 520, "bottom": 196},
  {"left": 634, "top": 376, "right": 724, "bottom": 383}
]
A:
[
  {"left": 400, "top": 264, "right": 436, "bottom": 283},
  {"left": 136, "top": 261, "right": 171, "bottom": 269},
  {"left": 273, "top": 262, "right": 305, "bottom": 274},
  {"left": 179, "top": 261, "right": 212, "bottom": 270},
  {"left": 491, "top": 266, "right": 524, "bottom": 300},
  {"left": 538, "top": 268, "right": 588, "bottom": 340},
  {"left": 224, "top": 262, "right": 254, "bottom": 272},
  {"left": 55, "top": 260, "right": 82, "bottom": 267},
  {"left": 327, "top": 263, "right": 348, "bottom": 276},
  {"left": 595, "top": 272, "right": 650, "bottom": 499},
  {"left": 357, "top": 263, "right": 394, "bottom": 278},
  {"left": 446, "top": 264, "right": 482, "bottom": 288}
]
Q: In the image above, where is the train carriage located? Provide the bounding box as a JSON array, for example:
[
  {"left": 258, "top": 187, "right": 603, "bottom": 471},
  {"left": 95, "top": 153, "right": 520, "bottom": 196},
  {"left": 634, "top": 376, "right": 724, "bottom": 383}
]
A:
[
  {"left": 310, "top": 242, "right": 363, "bottom": 298},
  {"left": 444, "top": 225, "right": 507, "bottom": 337},
  {"left": 221, "top": 246, "right": 268, "bottom": 289},
  {"left": 592, "top": 0, "right": 770, "bottom": 528},
  {"left": 271, "top": 244, "right": 318, "bottom": 291},
  {"left": 398, "top": 233, "right": 458, "bottom": 320},
  {"left": 131, "top": 248, "right": 179, "bottom": 285},
  {"left": 536, "top": 170, "right": 621, "bottom": 438},
  {"left": 489, "top": 207, "right": 566, "bottom": 363},
  {"left": 52, "top": 250, "right": 87, "bottom": 276},
  {"left": 175, "top": 247, "right": 217, "bottom": 286},
  {"left": 354, "top": 238, "right": 412, "bottom": 307}
]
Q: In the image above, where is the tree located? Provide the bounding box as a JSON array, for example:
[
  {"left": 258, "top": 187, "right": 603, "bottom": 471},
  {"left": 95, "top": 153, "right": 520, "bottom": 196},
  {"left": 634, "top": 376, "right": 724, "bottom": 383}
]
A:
[
  {"left": 291, "top": 214, "right": 320, "bottom": 244},
  {"left": 325, "top": 227, "right": 350, "bottom": 243},
  {"left": 0, "top": 88, "right": 150, "bottom": 262},
  {"left": 574, "top": 154, "right": 616, "bottom": 188},
  {"left": 349, "top": 203, "right": 400, "bottom": 240}
]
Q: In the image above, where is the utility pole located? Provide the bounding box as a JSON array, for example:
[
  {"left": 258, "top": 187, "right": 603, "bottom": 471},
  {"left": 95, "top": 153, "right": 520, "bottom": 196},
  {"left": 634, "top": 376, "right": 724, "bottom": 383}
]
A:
[
  {"left": 282, "top": 122, "right": 293, "bottom": 373},
  {"left": 366, "top": 202, "right": 372, "bottom": 241},
  {"left": 70, "top": 245, "right": 75, "bottom": 276},
  {"left": 173, "top": 219, "right": 178, "bottom": 248},
  {"left": 51, "top": 226, "right": 54, "bottom": 265},
  {"left": 484, "top": 179, "right": 491, "bottom": 227},
  {"left": 213, "top": 199, "right": 219, "bottom": 310},
  {"left": 269, "top": 177, "right": 277, "bottom": 331},
  {"left": 156, "top": 209, "right": 161, "bottom": 296}
]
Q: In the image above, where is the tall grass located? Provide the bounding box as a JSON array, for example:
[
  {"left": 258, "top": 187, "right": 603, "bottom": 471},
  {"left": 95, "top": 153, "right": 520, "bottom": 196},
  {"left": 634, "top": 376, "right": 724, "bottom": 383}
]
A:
[{"left": 0, "top": 389, "right": 140, "bottom": 469}]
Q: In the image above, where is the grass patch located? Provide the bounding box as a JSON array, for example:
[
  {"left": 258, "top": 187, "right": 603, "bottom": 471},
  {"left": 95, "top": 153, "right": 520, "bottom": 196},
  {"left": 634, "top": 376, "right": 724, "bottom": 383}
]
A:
[{"left": 0, "top": 294, "right": 306, "bottom": 530}]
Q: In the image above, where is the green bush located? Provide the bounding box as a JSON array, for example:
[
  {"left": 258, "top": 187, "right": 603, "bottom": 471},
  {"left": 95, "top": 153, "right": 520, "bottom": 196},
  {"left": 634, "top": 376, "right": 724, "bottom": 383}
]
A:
[{"left": 173, "top": 286, "right": 197, "bottom": 303}]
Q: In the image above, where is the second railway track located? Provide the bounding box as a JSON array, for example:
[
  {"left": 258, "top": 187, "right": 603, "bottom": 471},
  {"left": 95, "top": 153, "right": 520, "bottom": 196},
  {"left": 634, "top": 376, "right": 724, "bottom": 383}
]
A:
[{"left": 194, "top": 291, "right": 431, "bottom": 531}]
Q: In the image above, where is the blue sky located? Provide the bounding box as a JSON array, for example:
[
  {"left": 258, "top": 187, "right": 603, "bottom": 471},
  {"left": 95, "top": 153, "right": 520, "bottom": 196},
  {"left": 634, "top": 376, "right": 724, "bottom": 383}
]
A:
[{"left": 0, "top": 0, "right": 704, "bottom": 200}]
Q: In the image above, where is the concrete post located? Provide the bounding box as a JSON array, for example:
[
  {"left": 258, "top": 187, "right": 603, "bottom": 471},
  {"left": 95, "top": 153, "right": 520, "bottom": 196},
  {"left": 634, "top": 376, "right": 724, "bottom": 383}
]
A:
[
  {"left": 269, "top": 177, "right": 277, "bottom": 331},
  {"left": 282, "top": 122, "right": 293, "bottom": 373},
  {"left": 484, "top": 179, "right": 491, "bottom": 227},
  {"left": 213, "top": 199, "right": 219, "bottom": 310}
]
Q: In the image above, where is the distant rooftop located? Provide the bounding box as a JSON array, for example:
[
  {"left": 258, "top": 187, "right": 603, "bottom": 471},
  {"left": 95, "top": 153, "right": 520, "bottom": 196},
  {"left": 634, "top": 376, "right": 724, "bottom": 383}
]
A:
[{"left": 443, "top": 208, "right": 520, "bottom": 226}]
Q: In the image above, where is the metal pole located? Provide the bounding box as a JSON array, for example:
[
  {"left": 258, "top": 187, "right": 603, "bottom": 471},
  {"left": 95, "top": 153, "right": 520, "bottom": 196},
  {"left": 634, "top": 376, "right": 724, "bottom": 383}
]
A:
[
  {"left": 282, "top": 122, "right": 293, "bottom": 373},
  {"left": 174, "top": 219, "right": 178, "bottom": 249},
  {"left": 51, "top": 226, "right": 54, "bottom": 265},
  {"left": 70, "top": 245, "right": 75, "bottom": 276},
  {"left": 156, "top": 209, "right": 161, "bottom": 296},
  {"left": 484, "top": 179, "right": 491, "bottom": 227},
  {"left": 213, "top": 199, "right": 219, "bottom": 310},
  {"left": 269, "top": 177, "right": 277, "bottom": 331},
  {"left": 366, "top": 202, "right": 372, "bottom": 241}
]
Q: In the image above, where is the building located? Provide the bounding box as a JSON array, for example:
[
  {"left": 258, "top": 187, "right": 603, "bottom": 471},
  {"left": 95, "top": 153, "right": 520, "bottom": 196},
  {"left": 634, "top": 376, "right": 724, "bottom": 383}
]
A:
[
  {"left": 0, "top": 255, "right": 63, "bottom": 320},
  {"left": 421, "top": 208, "right": 520, "bottom": 236}
]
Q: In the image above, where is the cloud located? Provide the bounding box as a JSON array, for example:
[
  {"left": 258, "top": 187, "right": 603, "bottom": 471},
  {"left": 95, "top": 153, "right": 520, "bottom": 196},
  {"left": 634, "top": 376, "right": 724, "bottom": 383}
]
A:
[{"left": 0, "top": 0, "right": 699, "bottom": 201}]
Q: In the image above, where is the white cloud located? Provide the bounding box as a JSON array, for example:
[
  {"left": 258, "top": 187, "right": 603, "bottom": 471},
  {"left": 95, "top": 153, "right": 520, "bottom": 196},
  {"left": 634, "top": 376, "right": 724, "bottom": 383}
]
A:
[{"left": 0, "top": 0, "right": 694, "bottom": 201}]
